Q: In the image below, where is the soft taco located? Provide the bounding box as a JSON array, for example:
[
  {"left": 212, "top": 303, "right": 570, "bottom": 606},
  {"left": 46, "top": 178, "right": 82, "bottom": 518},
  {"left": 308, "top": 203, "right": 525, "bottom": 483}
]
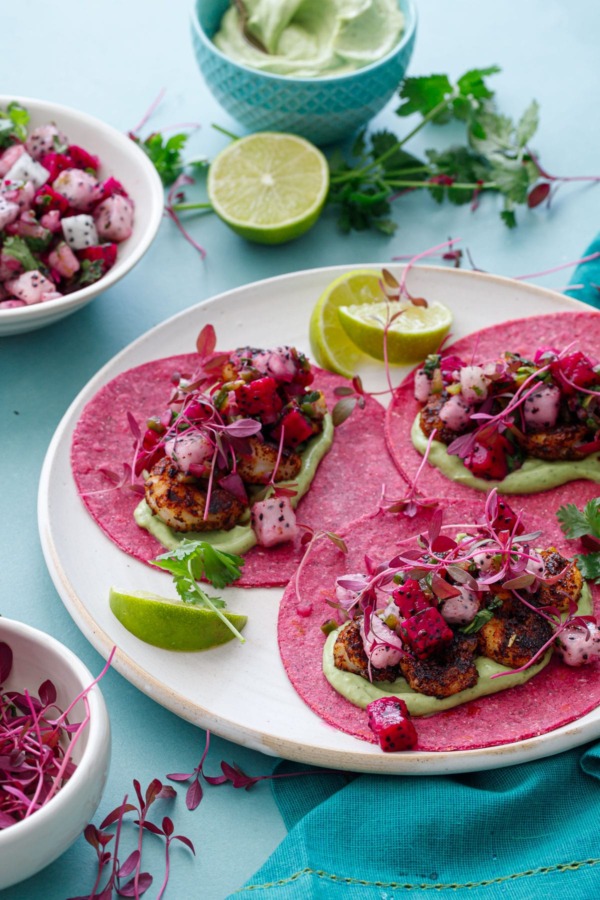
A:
[
  {"left": 277, "top": 495, "right": 600, "bottom": 752},
  {"left": 385, "top": 311, "right": 600, "bottom": 503},
  {"left": 71, "top": 338, "right": 401, "bottom": 587}
]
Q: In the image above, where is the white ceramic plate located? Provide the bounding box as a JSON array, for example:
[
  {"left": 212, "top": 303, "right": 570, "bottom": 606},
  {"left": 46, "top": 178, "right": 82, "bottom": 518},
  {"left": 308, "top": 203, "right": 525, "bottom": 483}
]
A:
[
  {"left": 38, "top": 264, "right": 600, "bottom": 775},
  {"left": 0, "top": 96, "right": 164, "bottom": 335}
]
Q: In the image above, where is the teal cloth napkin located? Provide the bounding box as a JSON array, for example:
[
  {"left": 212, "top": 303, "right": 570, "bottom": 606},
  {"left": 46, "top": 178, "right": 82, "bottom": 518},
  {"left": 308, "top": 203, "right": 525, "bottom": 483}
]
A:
[{"left": 233, "top": 246, "right": 600, "bottom": 899}]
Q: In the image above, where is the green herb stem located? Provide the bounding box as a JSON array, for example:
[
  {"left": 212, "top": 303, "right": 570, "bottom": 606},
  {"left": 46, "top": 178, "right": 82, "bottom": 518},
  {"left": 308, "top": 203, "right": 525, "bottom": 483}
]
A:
[
  {"left": 170, "top": 202, "right": 214, "bottom": 212},
  {"left": 185, "top": 560, "right": 246, "bottom": 643}
]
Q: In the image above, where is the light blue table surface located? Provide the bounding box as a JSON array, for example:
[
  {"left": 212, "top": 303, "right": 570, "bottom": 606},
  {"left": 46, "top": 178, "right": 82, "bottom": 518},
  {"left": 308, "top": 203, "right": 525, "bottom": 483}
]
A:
[{"left": 1, "top": 1, "right": 599, "bottom": 896}]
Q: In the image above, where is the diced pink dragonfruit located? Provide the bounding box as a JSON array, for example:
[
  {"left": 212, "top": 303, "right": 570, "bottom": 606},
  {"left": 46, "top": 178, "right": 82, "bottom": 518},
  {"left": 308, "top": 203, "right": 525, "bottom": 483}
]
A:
[
  {"left": 0, "top": 195, "right": 20, "bottom": 229},
  {"left": 5, "top": 270, "right": 58, "bottom": 305},
  {"left": 4, "top": 210, "right": 51, "bottom": 244},
  {"left": 48, "top": 242, "right": 80, "bottom": 279},
  {"left": 0, "top": 298, "right": 26, "bottom": 309},
  {"left": 0, "top": 143, "right": 25, "bottom": 177},
  {"left": 93, "top": 194, "right": 134, "bottom": 242},
  {"left": 99, "top": 176, "right": 128, "bottom": 200},
  {"left": 1, "top": 181, "right": 35, "bottom": 212},
  {"left": 555, "top": 621, "right": 600, "bottom": 666},
  {"left": 40, "top": 209, "right": 62, "bottom": 232},
  {"left": 366, "top": 697, "right": 418, "bottom": 752},
  {"left": 25, "top": 124, "right": 68, "bottom": 160},
  {"left": 399, "top": 606, "right": 454, "bottom": 659},
  {"left": 0, "top": 250, "right": 23, "bottom": 281},
  {"left": 52, "top": 168, "right": 103, "bottom": 211},
  {"left": 250, "top": 496, "right": 298, "bottom": 547}
]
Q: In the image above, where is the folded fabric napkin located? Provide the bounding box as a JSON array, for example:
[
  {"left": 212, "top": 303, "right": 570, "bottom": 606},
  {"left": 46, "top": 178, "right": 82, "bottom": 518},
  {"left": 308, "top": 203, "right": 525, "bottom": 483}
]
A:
[{"left": 233, "top": 246, "right": 600, "bottom": 899}]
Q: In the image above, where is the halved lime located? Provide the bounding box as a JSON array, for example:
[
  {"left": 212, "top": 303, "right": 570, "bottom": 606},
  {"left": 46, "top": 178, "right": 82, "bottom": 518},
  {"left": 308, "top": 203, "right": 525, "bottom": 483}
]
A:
[
  {"left": 109, "top": 588, "right": 247, "bottom": 651},
  {"left": 207, "top": 133, "right": 329, "bottom": 245},
  {"left": 309, "top": 269, "right": 384, "bottom": 378},
  {"left": 338, "top": 299, "right": 453, "bottom": 364}
]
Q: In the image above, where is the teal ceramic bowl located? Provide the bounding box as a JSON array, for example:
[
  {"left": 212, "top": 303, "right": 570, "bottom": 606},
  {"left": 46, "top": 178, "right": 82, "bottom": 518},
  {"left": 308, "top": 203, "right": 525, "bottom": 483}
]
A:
[{"left": 190, "top": 0, "right": 417, "bottom": 146}]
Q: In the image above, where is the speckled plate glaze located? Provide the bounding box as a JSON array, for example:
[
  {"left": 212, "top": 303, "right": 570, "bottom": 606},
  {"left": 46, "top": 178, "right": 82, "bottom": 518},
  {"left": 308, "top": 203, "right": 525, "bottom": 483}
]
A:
[{"left": 38, "top": 264, "right": 600, "bottom": 775}]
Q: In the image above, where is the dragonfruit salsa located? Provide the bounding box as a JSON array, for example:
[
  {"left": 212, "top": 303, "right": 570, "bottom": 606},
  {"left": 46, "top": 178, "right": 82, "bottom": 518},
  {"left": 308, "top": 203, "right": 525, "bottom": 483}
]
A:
[
  {"left": 410, "top": 343, "right": 600, "bottom": 492},
  {"left": 132, "top": 339, "right": 334, "bottom": 555},
  {"left": 0, "top": 101, "right": 134, "bottom": 310},
  {"left": 322, "top": 493, "right": 596, "bottom": 751}
]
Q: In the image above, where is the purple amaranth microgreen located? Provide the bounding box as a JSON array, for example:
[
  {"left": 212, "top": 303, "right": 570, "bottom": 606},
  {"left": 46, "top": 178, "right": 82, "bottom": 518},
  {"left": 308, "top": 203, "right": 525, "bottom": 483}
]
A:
[
  {"left": 292, "top": 526, "right": 348, "bottom": 615},
  {"left": 0, "top": 647, "right": 114, "bottom": 829},
  {"left": 380, "top": 426, "right": 441, "bottom": 518}
]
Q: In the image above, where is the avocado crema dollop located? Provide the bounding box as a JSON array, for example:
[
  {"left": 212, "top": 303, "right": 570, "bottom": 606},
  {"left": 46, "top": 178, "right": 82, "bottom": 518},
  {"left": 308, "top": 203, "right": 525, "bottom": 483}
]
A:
[{"left": 213, "top": 0, "right": 405, "bottom": 77}]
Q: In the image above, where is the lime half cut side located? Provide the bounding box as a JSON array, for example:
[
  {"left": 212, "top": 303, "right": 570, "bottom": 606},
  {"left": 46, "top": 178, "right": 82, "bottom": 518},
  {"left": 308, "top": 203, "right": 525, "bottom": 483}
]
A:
[
  {"left": 309, "top": 269, "right": 386, "bottom": 378},
  {"left": 109, "top": 588, "right": 247, "bottom": 651},
  {"left": 207, "top": 132, "right": 329, "bottom": 245},
  {"left": 338, "top": 299, "right": 453, "bottom": 364}
]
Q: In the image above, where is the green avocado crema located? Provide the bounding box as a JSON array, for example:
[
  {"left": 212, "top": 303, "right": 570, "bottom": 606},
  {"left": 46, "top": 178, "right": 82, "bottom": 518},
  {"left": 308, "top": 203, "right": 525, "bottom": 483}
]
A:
[
  {"left": 410, "top": 415, "right": 600, "bottom": 494},
  {"left": 212, "top": 0, "right": 405, "bottom": 78},
  {"left": 323, "top": 584, "right": 593, "bottom": 716},
  {"left": 134, "top": 413, "right": 334, "bottom": 555}
]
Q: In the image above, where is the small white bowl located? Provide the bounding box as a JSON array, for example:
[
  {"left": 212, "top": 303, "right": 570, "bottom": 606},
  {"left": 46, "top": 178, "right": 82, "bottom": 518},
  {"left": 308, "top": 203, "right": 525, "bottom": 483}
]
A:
[
  {"left": 0, "top": 96, "right": 164, "bottom": 336},
  {"left": 0, "top": 618, "right": 111, "bottom": 890}
]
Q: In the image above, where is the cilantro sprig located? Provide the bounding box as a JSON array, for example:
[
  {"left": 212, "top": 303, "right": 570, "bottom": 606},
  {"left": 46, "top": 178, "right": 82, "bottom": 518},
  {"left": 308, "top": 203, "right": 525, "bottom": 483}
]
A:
[
  {"left": 0, "top": 101, "right": 29, "bottom": 148},
  {"left": 328, "top": 66, "right": 544, "bottom": 232},
  {"left": 152, "top": 541, "right": 246, "bottom": 641},
  {"left": 557, "top": 499, "right": 600, "bottom": 583}
]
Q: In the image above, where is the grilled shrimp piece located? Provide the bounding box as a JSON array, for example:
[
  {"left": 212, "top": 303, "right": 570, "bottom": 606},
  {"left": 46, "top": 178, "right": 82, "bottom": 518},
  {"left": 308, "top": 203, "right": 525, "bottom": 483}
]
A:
[
  {"left": 477, "top": 591, "right": 553, "bottom": 669},
  {"left": 536, "top": 548, "right": 583, "bottom": 612},
  {"left": 398, "top": 634, "right": 479, "bottom": 698},
  {"left": 333, "top": 620, "right": 400, "bottom": 684},
  {"left": 144, "top": 457, "right": 246, "bottom": 532},
  {"left": 236, "top": 437, "right": 302, "bottom": 485},
  {"left": 419, "top": 391, "right": 470, "bottom": 445},
  {"left": 517, "top": 424, "right": 591, "bottom": 460}
]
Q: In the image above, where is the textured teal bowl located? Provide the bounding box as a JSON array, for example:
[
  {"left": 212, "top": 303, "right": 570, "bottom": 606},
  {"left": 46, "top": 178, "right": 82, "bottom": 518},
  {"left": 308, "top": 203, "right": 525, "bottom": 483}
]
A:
[{"left": 191, "top": 0, "right": 417, "bottom": 146}]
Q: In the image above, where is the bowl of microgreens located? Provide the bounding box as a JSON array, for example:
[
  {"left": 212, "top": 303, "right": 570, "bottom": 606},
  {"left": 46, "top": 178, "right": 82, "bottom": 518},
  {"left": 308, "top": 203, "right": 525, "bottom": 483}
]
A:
[
  {"left": 190, "top": 0, "right": 417, "bottom": 146},
  {"left": 0, "top": 617, "right": 111, "bottom": 889},
  {"left": 0, "top": 96, "right": 164, "bottom": 337}
]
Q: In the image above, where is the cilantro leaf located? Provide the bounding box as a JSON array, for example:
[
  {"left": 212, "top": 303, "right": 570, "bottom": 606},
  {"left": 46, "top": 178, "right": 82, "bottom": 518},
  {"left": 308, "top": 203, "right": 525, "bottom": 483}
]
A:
[
  {"left": 576, "top": 552, "right": 600, "bottom": 584},
  {"left": 2, "top": 236, "right": 39, "bottom": 271},
  {"left": 456, "top": 66, "right": 501, "bottom": 101},
  {"left": 557, "top": 500, "right": 600, "bottom": 540},
  {"left": 133, "top": 131, "right": 189, "bottom": 185},
  {"left": 0, "top": 101, "right": 30, "bottom": 147},
  {"left": 397, "top": 74, "right": 453, "bottom": 119},
  {"left": 515, "top": 100, "right": 540, "bottom": 149}
]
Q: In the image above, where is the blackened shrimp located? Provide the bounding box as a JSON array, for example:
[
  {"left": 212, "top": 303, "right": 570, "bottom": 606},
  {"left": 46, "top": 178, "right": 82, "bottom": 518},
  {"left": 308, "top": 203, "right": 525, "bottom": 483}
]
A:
[
  {"left": 516, "top": 424, "right": 591, "bottom": 461},
  {"left": 236, "top": 437, "right": 302, "bottom": 485},
  {"left": 144, "top": 457, "right": 246, "bottom": 532}
]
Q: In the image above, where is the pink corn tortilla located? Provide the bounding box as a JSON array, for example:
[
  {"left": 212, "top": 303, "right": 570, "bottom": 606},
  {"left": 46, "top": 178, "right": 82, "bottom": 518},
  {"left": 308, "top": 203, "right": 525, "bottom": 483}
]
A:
[
  {"left": 278, "top": 501, "right": 600, "bottom": 752},
  {"left": 385, "top": 310, "right": 600, "bottom": 516},
  {"left": 71, "top": 354, "right": 402, "bottom": 587}
]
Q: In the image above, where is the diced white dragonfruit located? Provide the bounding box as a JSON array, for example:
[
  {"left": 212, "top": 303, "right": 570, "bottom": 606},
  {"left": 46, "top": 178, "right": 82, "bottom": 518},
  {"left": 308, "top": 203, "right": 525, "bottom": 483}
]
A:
[
  {"left": 252, "top": 347, "right": 297, "bottom": 383},
  {"left": 360, "top": 616, "right": 403, "bottom": 668},
  {"left": 555, "top": 621, "right": 600, "bottom": 666},
  {"left": 440, "top": 586, "right": 480, "bottom": 626},
  {"left": 48, "top": 242, "right": 80, "bottom": 279},
  {"left": 0, "top": 143, "right": 25, "bottom": 177},
  {"left": 25, "top": 123, "right": 67, "bottom": 160},
  {"left": 40, "top": 290, "right": 63, "bottom": 303},
  {"left": 250, "top": 496, "right": 298, "bottom": 547},
  {"left": 3, "top": 151, "right": 50, "bottom": 190},
  {"left": 52, "top": 168, "right": 103, "bottom": 211},
  {"left": 5, "top": 270, "right": 58, "bottom": 305},
  {"left": 523, "top": 384, "right": 561, "bottom": 431},
  {"left": 0, "top": 195, "right": 20, "bottom": 229},
  {"left": 61, "top": 214, "right": 99, "bottom": 249},
  {"left": 460, "top": 365, "right": 489, "bottom": 404},
  {"left": 165, "top": 431, "right": 213, "bottom": 475},
  {"left": 335, "top": 573, "right": 369, "bottom": 606},
  {"left": 414, "top": 369, "right": 432, "bottom": 402},
  {"left": 93, "top": 194, "right": 134, "bottom": 242},
  {"left": 439, "top": 394, "right": 473, "bottom": 431}
]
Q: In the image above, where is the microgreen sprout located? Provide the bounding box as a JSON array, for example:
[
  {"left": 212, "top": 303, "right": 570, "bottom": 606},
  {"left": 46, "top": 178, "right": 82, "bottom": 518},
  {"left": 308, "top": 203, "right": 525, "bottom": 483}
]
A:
[{"left": 0, "top": 645, "right": 113, "bottom": 830}]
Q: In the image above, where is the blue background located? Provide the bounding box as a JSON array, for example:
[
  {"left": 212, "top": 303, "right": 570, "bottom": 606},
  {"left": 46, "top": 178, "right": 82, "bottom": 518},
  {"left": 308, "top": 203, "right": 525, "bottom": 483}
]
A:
[{"left": 1, "top": 0, "right": 599, "bottom": 896}]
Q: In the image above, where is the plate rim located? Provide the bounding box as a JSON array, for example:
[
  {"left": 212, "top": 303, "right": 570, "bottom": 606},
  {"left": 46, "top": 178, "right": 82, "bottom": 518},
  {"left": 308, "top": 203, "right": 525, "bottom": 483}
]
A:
[{"left": 38, "top": 263, "right": 600, "bottom": 775}]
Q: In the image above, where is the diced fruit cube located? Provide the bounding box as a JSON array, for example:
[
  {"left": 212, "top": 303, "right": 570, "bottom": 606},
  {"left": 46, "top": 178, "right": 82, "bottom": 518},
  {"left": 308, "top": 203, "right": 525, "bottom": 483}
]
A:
[
  {"left": 366, "top": 697, "right": 418, "bottom": 752},
  {"left": 94, "top": 194, "right": 134, "bottom": 242},
  {"left": 53, "top": 168, "right": 103, "bottom": 211},
  {"left": 61, "top": 214, "right": 99, "bottom": 250},
  {"left": 271, "top": 408, "right": 315, "bottom": 448},
  {"left": 5, "top": 270, "right": 57, "bottom": 305},
  {"left": 399, "top": 607, "right": 453, "bottom": 659},
  {"left": 235, "top": 376, "right": 282, "bottom": 419},
  {"left": 392, "top": 579, "right": 431, "bottom": 619},
  {"left": 250, "top": 496, "right": 298, "bottom": 547}
]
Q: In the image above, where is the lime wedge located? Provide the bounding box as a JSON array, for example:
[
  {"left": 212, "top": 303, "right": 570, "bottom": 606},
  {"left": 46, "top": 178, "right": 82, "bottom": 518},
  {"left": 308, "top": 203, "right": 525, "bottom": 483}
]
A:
[
  {"left": 338, "top": 299, "right": 453, "bottom": 364},
  {"left": 207, "top": 133, "right": 329, "bottom": 245},
  {"left": 109, "top": 588, "right": 247, "bottom": 651},
  {"left": 309, "top": 269, "right": 384, "bottom": 378}
]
